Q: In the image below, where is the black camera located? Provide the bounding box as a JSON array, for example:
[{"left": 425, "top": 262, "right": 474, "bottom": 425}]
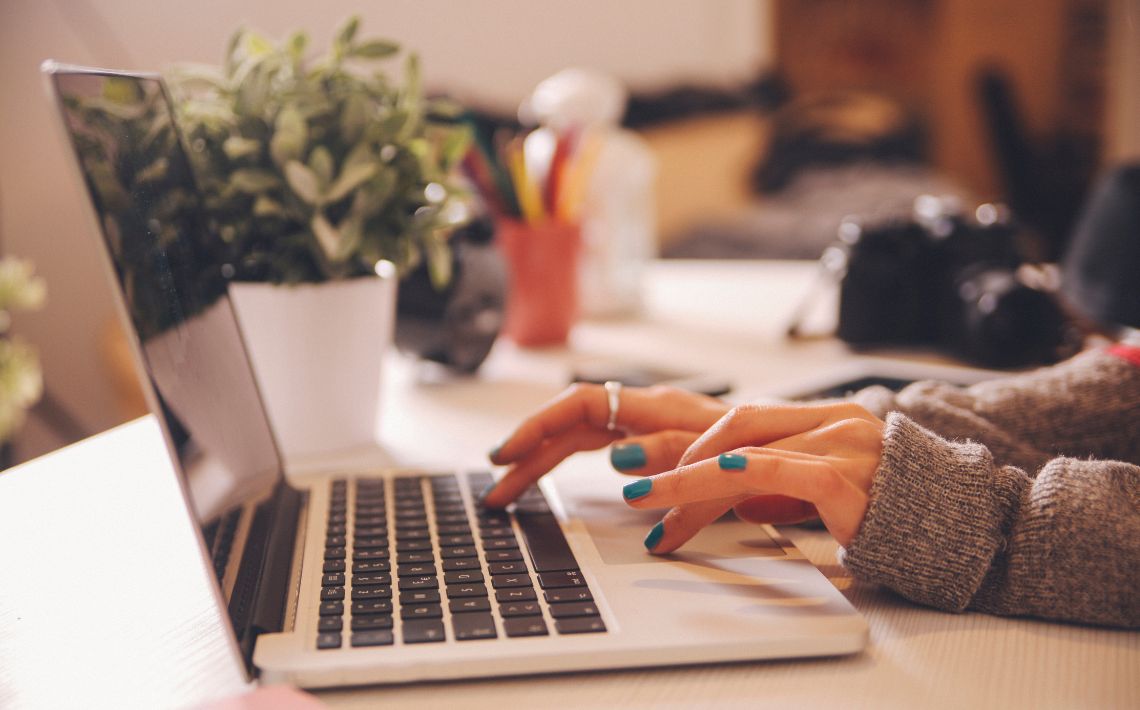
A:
[{"left": 833, "top": 196, "right": 1070, "bottom": 368}]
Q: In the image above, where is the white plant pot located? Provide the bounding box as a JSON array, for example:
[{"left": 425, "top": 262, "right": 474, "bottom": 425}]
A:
[{"left": 228, "top": 274, "right": 396, "bottom": 459}]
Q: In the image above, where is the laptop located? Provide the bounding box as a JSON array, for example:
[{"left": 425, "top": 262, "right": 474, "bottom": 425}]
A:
[{"left": 44, "top": 63, "right": 867, "bottom": 688}]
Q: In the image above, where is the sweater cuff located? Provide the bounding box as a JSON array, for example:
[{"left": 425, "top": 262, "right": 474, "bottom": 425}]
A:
[{"left": 839, "top": 412, "right": 1008, "bottom": 612}]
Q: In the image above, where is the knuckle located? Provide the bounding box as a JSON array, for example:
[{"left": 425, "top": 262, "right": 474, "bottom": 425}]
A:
[{"left": 665, "top": 430, "right": 694, "bottom": 459}]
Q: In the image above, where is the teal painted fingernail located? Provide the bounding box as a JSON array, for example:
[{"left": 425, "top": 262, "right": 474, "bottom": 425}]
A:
[
  {"left": 719, "top": 453, "right": 747, "bottom": 471},
  {"left": 610, "top": 443, "right": 647, "bottom": 471},
  {"left": 479, "top": 483, "right": 498, "bottom": 504},
  {"left": 644, "top": 521, "right": 665, "bottom": 550},
  {"left": 488, "top": 444, "right": 503, "bottom": 460},
  {"left": 623, "top": 478, "right": 653, "bottom": 501}
]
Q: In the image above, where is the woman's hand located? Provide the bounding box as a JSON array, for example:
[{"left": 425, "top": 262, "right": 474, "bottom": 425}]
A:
[
  {"left": 623, "top": 402, "right": 885, "bottom": 552},
  {"left": 482, "top": 383, "right": 730, "bottom": 508}
]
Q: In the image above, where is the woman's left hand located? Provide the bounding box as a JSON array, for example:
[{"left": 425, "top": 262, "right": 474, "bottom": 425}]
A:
[{"left": 623, "top": 401, "right": 886, "bottom": 552}]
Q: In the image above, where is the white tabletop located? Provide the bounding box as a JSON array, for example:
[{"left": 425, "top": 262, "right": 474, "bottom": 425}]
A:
[{"left": 2, "top": 261, "right": 1136, "bottom": 709}]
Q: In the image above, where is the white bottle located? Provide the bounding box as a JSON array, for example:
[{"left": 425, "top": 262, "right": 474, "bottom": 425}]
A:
[{"left": 525, "top": 69, "right": 656, "bottom": 318}]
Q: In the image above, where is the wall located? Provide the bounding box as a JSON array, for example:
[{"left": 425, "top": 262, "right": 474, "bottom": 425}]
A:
[{"left": 0, "top": 0, "right": 772, "bottom": 459}]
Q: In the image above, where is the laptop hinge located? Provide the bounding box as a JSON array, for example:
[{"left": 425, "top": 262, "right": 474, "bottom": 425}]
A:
[{"left": 250, "top": 482, "right": 304, "bottom": 643}]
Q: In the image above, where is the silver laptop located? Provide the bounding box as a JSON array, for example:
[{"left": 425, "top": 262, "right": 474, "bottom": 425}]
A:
[{"left": 45, "top": 63, "right": 867, "bottom": 688}]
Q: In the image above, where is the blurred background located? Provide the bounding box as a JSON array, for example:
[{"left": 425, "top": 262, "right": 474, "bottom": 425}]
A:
[{"left": 1, "top": 0, "right": 1138, "bottom": 464}]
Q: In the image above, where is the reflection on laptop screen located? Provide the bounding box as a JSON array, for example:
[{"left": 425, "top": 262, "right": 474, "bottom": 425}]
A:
[{"left": 50, "top": 69, "right": 283, "bottom": 531}]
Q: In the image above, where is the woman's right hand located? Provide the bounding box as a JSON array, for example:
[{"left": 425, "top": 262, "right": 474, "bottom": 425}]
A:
[{"left": 481, "top": 383, "right": 731, "bottom": 508}]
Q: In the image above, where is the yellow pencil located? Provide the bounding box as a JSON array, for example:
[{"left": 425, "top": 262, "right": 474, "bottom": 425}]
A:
[
  {"left": 556, "top": 129, "right": 603, "bottom": 221},
  {"left": 507, "top": 136, "right": 545, "bottom": 224}
]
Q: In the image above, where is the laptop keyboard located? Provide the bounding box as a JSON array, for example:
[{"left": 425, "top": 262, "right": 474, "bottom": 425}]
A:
[{"left": 314, "top": 472, "right": 605, "bottom": 649}]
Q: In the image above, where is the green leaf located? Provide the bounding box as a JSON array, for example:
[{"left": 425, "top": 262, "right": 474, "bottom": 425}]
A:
[
  {"left": 252, "top": 195, "right": 286, "bottom": 217},
  {"left": 335, "top": 216, "right": 364, "bottom": 260},
  {"left": 270, "top": 105, "right": 307, "bottom": 166},
  {"left": 308, "top": 146, "right": 334, "bottom": 188},
  {"left": 286, "top": 31, "right": 308, "bottom": 62},
  {"left": 243, "top": 31, "right": 274, "bottom": 58},
  {"left": 229, "top": 169, "right": 281, "bottom": 193},
  {"left": 336, "top": 16, "right": 360, "bottom": 48},
  {"left": 340, "top": 92, "right": 368, "bottom": 143},
  {"left": 285, "top": 160, "right": 321, "bottom": 204},
  {"left": 325, "top": 160, "right": 377, "bottom": 203},
  {"left": 351, "top": 39, "right": 399, "bottom": 59},
  {"left": 223, "top": 135, "right": 261, "bottom": 160},
  {"left": 310, "top": 212, "right": 341, "bottom": 261}
]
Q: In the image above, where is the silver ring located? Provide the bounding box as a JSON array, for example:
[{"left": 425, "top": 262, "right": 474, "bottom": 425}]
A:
[{"left": 604, "top": 380, "right": 622, "bottom": 432}]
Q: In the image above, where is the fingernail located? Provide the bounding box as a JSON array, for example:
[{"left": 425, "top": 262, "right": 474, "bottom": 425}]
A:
[
  {"left": 479, "top": 483, "right": 500, "bottom": 507},
  {"left": 644, "top": 521, "right": 665, "bottom": 550},
  {"left": 610, "top": 443, "right": 647, "bottom": 471},
  {"left": 718, "top": 453, "right": 747, "bottom": 471},
  {"left": 622, "top": 478, "right": 653, "bottom": 501},
  {"left": 488, "top": 443, "right": 503, "bottom": 461}
]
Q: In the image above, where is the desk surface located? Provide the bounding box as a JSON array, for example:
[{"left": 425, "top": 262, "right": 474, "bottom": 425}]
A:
[{"left": 2, "top": 261, "right": 1137, "bottom": 709}]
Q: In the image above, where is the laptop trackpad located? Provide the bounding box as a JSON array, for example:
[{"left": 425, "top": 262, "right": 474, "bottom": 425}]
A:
[{"left": 558, "top": 488, "right": 786, "bottom": 567}]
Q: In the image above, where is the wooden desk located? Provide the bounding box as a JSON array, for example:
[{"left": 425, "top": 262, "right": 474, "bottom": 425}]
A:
[{"left": 2, "top": 261, "right": 1136, "bottom": 709}]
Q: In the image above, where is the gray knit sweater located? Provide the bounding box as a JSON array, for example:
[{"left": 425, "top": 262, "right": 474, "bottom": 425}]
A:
[{"left": 840, "top": 348, "right": 1140, "bottom": 628}]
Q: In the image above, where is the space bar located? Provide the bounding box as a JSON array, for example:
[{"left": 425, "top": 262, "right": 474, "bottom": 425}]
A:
[{"left": 514, "top": 512, "right": 579, "bottom": 572}]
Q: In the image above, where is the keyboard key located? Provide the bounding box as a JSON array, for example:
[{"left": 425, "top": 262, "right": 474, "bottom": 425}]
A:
[
  {"left": 555, "top": 617, "right": 606, "bottom": 634},
  {"left": 440, "top": 546, "right": 478, "bottom": 559},
  {"left": 323, "top": 560, "right": 346, "bottom": 573},
  {"left": 441, "top": 558, "right": 480, "bottom": 571},
  {"left": 495, "top": 587, "right": 538, "bottom": 603},
  {"left": 399, "top": 590, "right": 441, "bottom": 605},
  {"left": 351, "top": 586, "right": 392, "bottom": 601},
  {"left": 400, "top": 604, "right": 443, "bottom": 620},
  {"left": 318, "top": 617, "right": 343, "bottom": 632},
  {"left": 397, "top": 563, "right": 437, "bottom": 577},
  {"left": 515, "top": 512, "right": 579, "bottom": 573},
  {"left": 316, "top": 632, "right": 342, "bottom": 649},
  {"left": 487, "top": 562, "right": 527, "bottom": 575},
  {"left": 548, "top": 601, "right": 600, "bottom": 618},
  {"left": 396, "top": 528, "right": 430, "bottom": 541},
  {"left": 355, "top": 526, "right": 389, "bottom": 538},
  {"left": 446, "top": 583, "right": 488, "bottom": 598},
  {"left": 353, "top": 542, "right": 389, "bottom": 553},
  {"left": 326, "top": 534, "right": 347, "bottom": 548},
  {"left": 478, "top": 526, "right": 515, "bottom": 539},
  {"left": 352, "top": 600, "right": 393, "bottom": 616},
  {"left": 320, "top": 587, "right": 345, "bottom": 601},
  {"left": 503, "top": 617, "right": 549, "bottom": 638},
  {"left": 319, "top": 601, "right": 344, "bottom": 616},
  {"left": 435, "top": 513, "right": 470, "bottom": 525},
  {"left": 443, "top": 570, "right": 484, "bottom": 585},
  {"left": 537, "top": 570, "right": 586, "bottom": 589},
  {"left": 324, "top": 546, "right": 346, "bottom": 560},
  {"left": 402, "top": 619, "right": 445, "bottom": 644},
  {"left": 452, "top": 612, "right": 497, "bottom": 641},
  {"left": 498, "top": 601, "right": 542, "bottom": 617},
  {"left": 490, "top": 574, "right": 533, "bottom": 589},
  {"left": 353, "top": 549, "right": 389, "bottom": 561},
  {"left": 322, "top": 573, "right": 345, "bottom": 587},
  {"left": 483, "top": 549, "right": 524, "bottom": 563},
  {"left": 351, "top": 630, "right": 394, "bottom": 647},
  {"left": 437, "top": 524, "right": 472, "bottom": 536},
  {"left": 482, "top": 538, "right": 519, "bottom": 551},
  {"left": 439, "top": 534, "right": 474, "bottom": 547},
  {"left": 352, "top": 560, "right": 390, "bottom": 574},
  {"left": 449, "top": 597, "right": 491, "bottom": 614},
  {"left": 396, "top": 552, "right": 436, "bottom": 565},
  {"left": 397, "top": 539, "right": 432, "bottom": 552},
  {"left": 395, "top": 520, "right": 430, "bottom": 532},
  {"left": 477, "top": 512, "right": 511, "bottom": 527},
  {"left": 352, "top": 573, "right": 392, "bottom": 587},
  {"left": 327, "top": 523, "right": 347, "bottom": 535},
  {"left": 544, "top": 588, "right": 593, "bottom": 603},
  {"left": 351, "top": 615, "right": 394, "bottom": 631},
  {"left": 398, "top": 576, "right": 439, "bottom": 591}
]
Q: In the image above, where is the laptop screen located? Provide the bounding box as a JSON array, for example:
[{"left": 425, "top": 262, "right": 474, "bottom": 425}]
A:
[{"left": 49, "top": 68, "right": 283, "bottom": 542}]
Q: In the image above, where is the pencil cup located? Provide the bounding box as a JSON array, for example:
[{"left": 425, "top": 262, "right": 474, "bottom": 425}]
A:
[{"left": 496, "top": 218, "right": 582, "bottom": 347}]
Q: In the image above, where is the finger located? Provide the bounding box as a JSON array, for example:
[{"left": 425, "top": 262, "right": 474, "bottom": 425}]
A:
[
  {"left": 645, "top": 497, "right": 740, "bottom": 555},
  {"left": 482, "top": 424, "right": 618, "bottom": 508},
  {"left": 609, "top": 430, "right": 700, "bottom": 476},
  {"left": 733, "top": 495, "right": 818, "bottom": 525},
  {"left": 492, "top": 384, "right": 726, "bottom": 464},
  {"left": 624, "top": 447, "right": 839, "bottom": 511},
  {"left": 677, "top": 402, "right": 868, "bottom": 467}
]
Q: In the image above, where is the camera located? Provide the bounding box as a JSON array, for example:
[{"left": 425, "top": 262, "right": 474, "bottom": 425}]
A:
[{"left": 833, "top": 196, "right": 1070, "bottom": 368}]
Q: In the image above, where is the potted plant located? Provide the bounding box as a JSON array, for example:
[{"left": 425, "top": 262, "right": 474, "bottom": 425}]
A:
[
  {"left": 0, "top": 258, "right": 46, "bottom": 467},
  {"left": 167, "top": 17, "right": 471, "bottom": 456}
]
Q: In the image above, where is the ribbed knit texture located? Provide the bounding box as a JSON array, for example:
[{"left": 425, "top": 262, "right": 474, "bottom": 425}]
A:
[{"left": 841, "top": 349, "right": 1140, "bottom": 628}]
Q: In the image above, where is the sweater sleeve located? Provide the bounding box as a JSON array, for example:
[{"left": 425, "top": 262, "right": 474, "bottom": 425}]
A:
[{"left": 839, "top": 414, "right": 1140, "bottom": 627}]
